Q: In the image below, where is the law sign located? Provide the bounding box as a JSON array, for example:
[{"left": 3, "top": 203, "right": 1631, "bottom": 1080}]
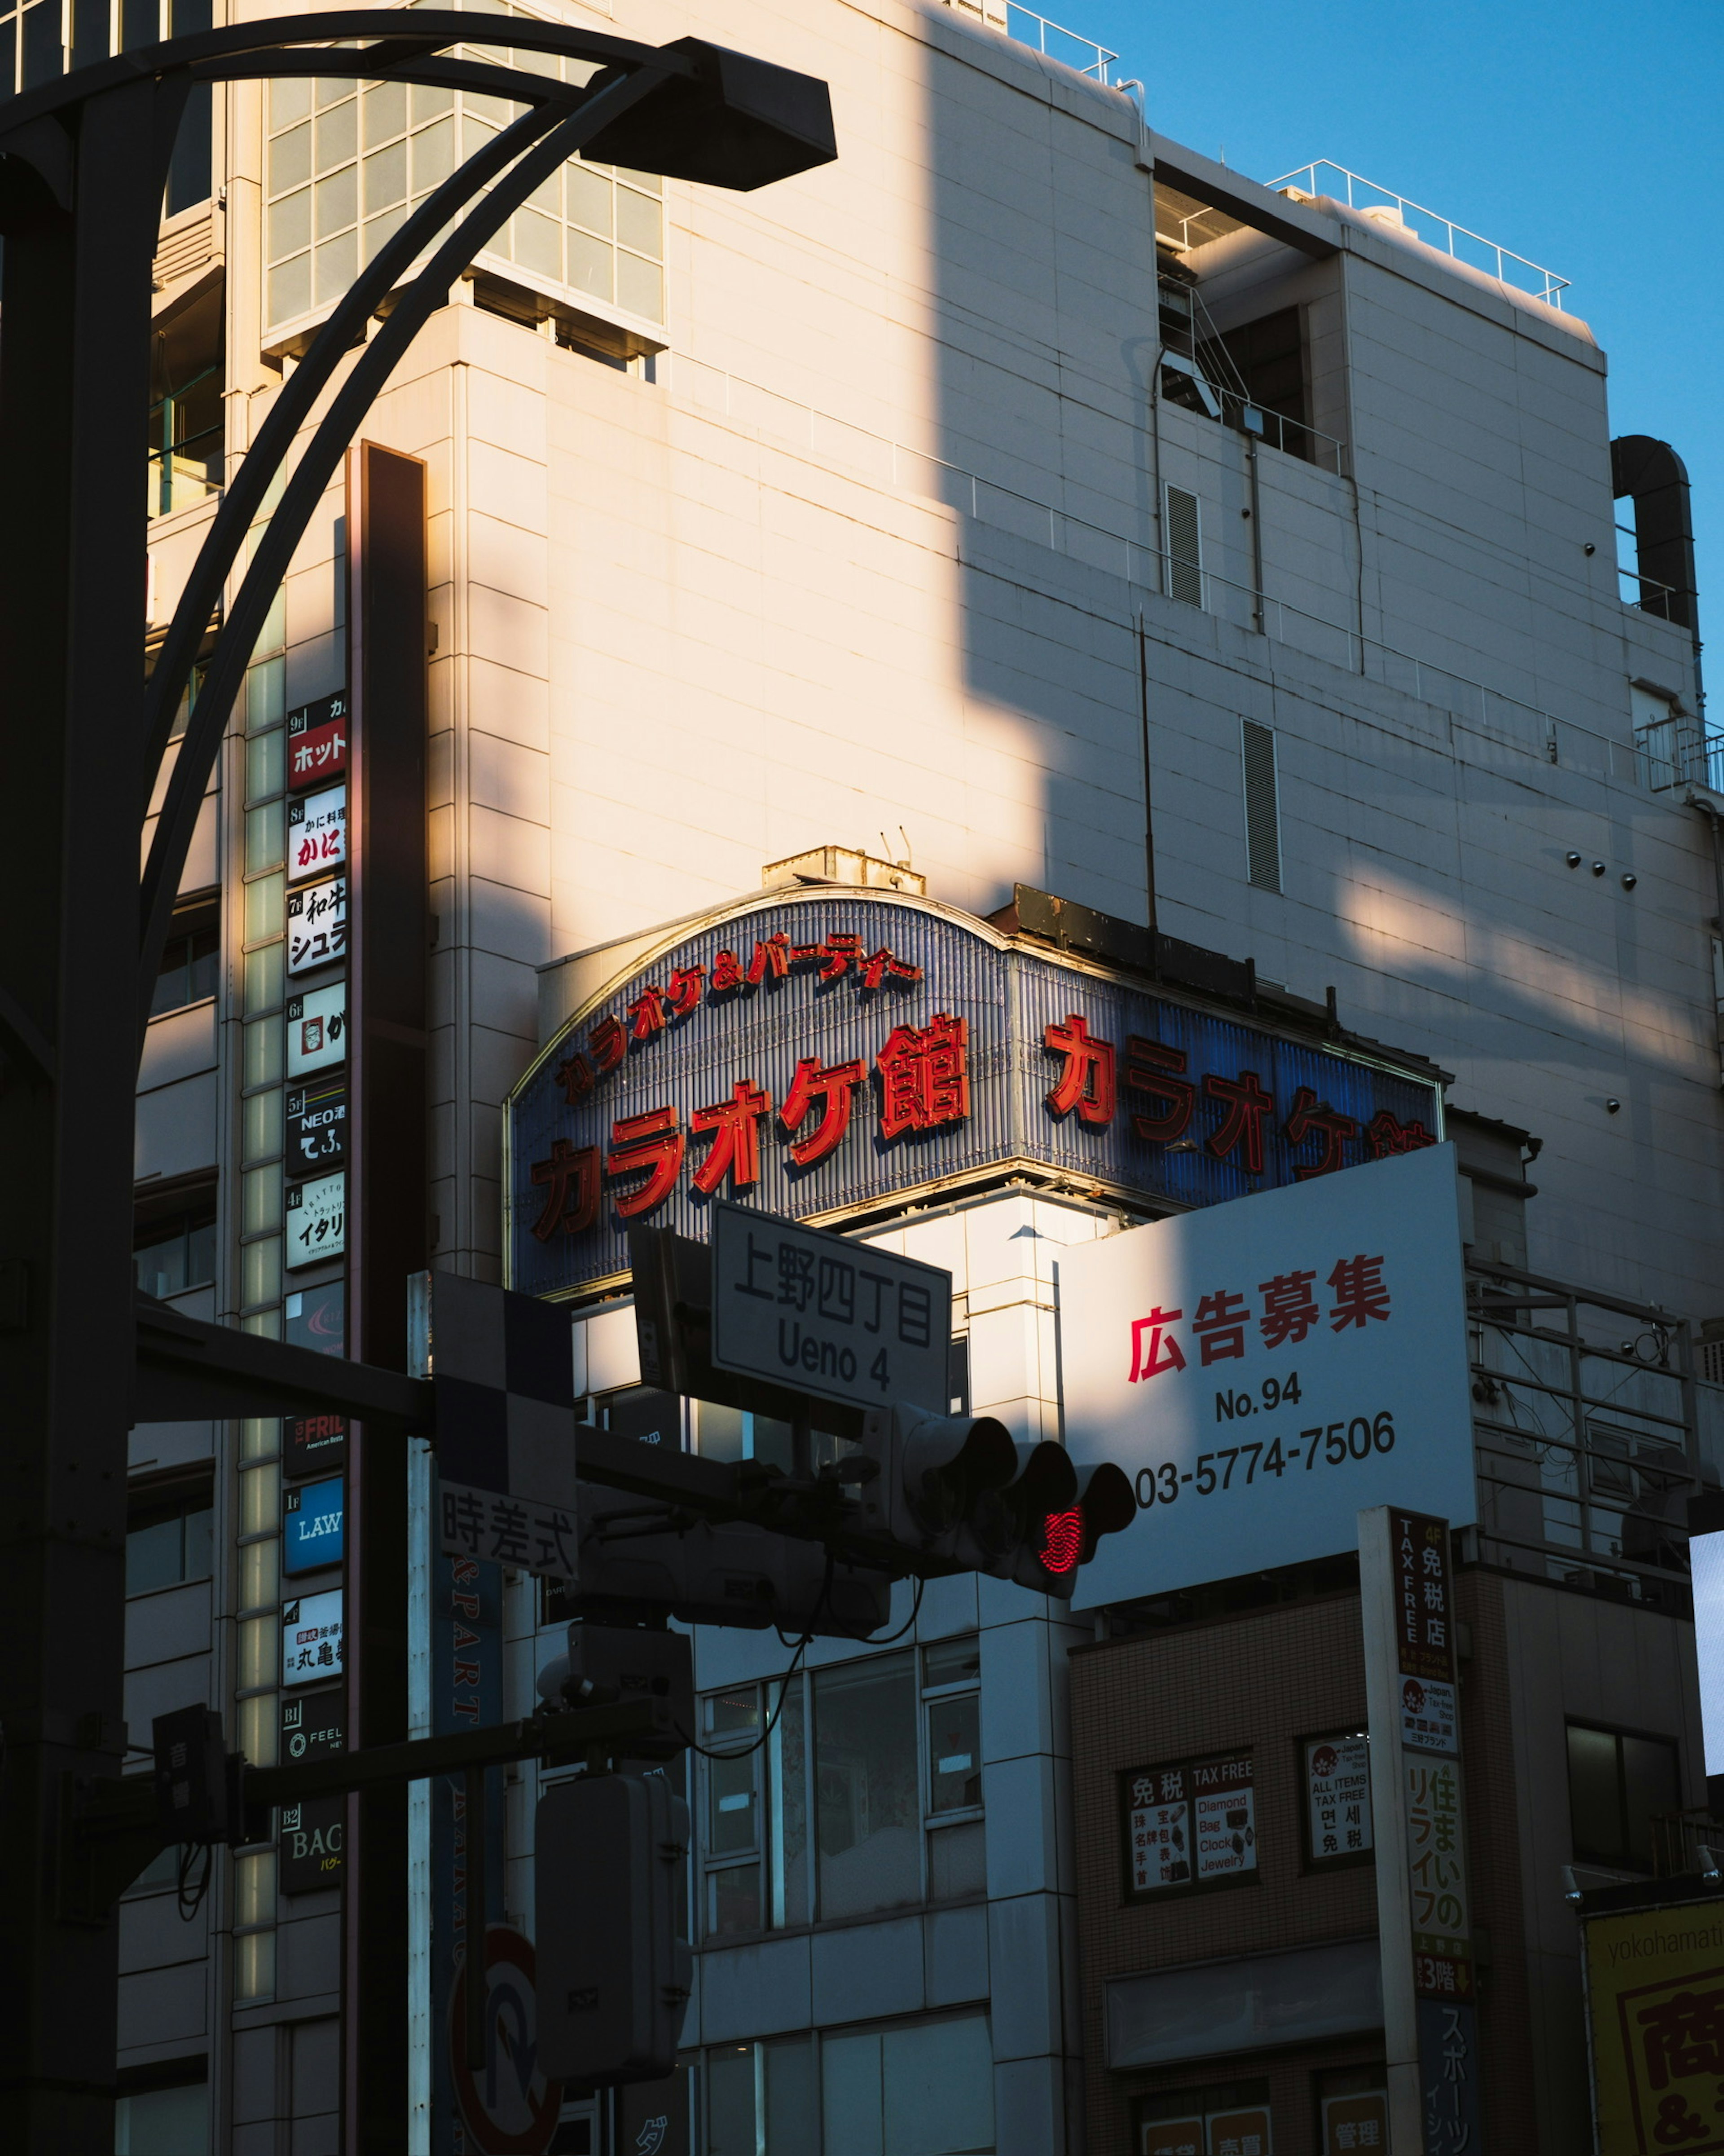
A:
[
  {"left": 709, "top": 1200, "right": 951, "bottom": 1413},
  {"left": 1058, "top": 1143, "right": 1474, "bottom": 1607},
  {"left": 284, "top": 1474, "right": 344, "bottom": 1574}
]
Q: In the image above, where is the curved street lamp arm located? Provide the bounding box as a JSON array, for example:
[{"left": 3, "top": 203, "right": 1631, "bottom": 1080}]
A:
[{"left": 136, "top": 58, "right": 673, "bottom": 1053}]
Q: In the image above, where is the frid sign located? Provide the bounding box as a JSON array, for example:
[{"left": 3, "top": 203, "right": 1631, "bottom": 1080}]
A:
[
  {"left": 709, "top": 1201, "right": 951, "bottom": 1413},
  {"left": 1059, "top": 1144, "right": 1474, "bottom": 1607}
]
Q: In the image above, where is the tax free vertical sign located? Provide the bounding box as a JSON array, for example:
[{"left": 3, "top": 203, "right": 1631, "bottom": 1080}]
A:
[{"left": 1057, "top": 1144, "right": 1476, "bottom": 1606}]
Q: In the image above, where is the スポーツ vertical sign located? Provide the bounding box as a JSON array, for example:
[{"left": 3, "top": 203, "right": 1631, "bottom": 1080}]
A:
[{"left": 1360, "top": 1506, "right": 1483, "bottom": 2154}]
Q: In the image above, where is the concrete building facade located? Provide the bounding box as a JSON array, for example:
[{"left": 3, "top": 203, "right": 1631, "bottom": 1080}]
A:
[{"left": 98, "top": 0, "right": 1720, "bottom": 2147}]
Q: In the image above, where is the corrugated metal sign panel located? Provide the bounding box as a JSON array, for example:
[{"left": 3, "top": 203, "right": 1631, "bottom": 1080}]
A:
[{"left": 505, "top": 892, "right": 1441, "bottom": 1296}]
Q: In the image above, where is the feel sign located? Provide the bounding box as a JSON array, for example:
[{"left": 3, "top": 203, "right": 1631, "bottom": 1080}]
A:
[
  {"left": 710, "top": 1200, "right": 951, "bottom": 1414},
  {"left": 1057, "top": 1144, "right": 1476, "bottom": 1608}
]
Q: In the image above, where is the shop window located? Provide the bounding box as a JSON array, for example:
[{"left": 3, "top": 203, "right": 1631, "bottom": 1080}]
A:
[
  {"left": 704, "top": 2013, "right": 992, "bottom": 2156},
  {"left": 151, "top": 899, "right": 220, "bottom": 1017},
  {"left": 1315, "top": 2065, "right": 1387, "bottom": 2154},
  {"left": 693, "top": 1638, "right": 985, "bottom": 1937},
  {"left": 1567, "top": 1720, "right": 1680, "bottom": 1869},
  {"left": 1137, "top": 2078, "right": 1271, "bottom": 2156},
  {"left": 1122, "top": 1751, "right": 1258, "bottom": 1901},
  {"left": 134, "top": 1199, "right": 218, "bottom": 1302},
  {"left": 127, "top": 1476, "right": 214, "bottom": 1596}
]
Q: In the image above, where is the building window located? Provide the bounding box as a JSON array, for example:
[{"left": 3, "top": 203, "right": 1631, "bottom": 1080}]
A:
[
  {"left": 695, "top": 1638, "right": 986, "bottom": 1938},
  {"left": 1164, "top": 484, "right": 1203, "bottom": 607},
  {"left": 1137, "top": 2079, "right": 1271, "bottom": 2156},
  {"left": 702, "top": 2011, "right": 994, "bottom": 2156},
  {"left": 1241, "top": 720, "right": 1281, "bottom": 893},
  {"left": 114, "top": 2068, "right": 210, "bottom": 2154},
  {"left": 127, "top": 1477, "right": 215, "bottom": 1596},
  {"left": 1315, "top": 2065, "right": 1387, "bottom": 2154},
  {"left": 1567, "top": 1720, "right": 1680, "bottom": 1870},
  {"left": 151, "top": 899, "right": 220, "bottom": 1017},
  {"left": 134, "top": 1204, "right": 218, "bottom": 1301},
  {"left": 1201, "top": 306, "right": 1311, "bottom": 461},
  {"left": 149, "top": 280, "right": 224, "bottom": 520},
  {"left": 262, "top": 7, "right": 666, "bottom": 340},
  {"left": 1300, "top": 1730, "right": 1373, "bottom": 1868},
  {"left": 1122, "top": 1751, "right": 1258, "bottom": 1901}
]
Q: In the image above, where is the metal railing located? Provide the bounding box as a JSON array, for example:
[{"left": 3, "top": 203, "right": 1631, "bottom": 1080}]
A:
[
  {"left": 1651, "top": 1810, "right": 1724, "bottom": 1879},
  {"left": 943, "top": 0, "right": 1117, "bottom": 81},
  {"left": 1635, "top": 715, "right": 1724, "bottom": 796},
  {"left": 1467, "top": 1260, "right": 1713, "bottom": 1609},
  {"left": 1270, "top": 159, "right": 1570, "bottom": 310}
]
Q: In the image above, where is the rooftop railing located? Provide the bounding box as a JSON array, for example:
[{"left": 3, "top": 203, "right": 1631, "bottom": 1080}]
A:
[
  {"left": 1271, "top": 158, "right": 1570, "bottom": 310},
  {"left": 943, "top": 0, "right": 1118, "bottom": 82}
]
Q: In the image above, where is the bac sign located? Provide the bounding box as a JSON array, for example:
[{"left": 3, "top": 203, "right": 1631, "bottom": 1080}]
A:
[
  {"left": 709, "top": 1200, "right": 952, "bottom": 1414},
  {"left": 1058, "top": 1145, "right": 1475, "bottom": 1607}
]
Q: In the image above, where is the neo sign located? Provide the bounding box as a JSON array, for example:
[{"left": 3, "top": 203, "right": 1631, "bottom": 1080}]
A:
[
  {"left": 1058, "top": 1144, "right": 1475, "bottom": 1607},
  {"left": 709, "top": 1200, "right": 951, "bottom": 1414}
]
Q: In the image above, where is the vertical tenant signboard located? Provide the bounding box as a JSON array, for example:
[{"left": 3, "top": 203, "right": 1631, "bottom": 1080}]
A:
[{"left": 1359, "top": 1507, "right": 1481, "bottom": 2152}]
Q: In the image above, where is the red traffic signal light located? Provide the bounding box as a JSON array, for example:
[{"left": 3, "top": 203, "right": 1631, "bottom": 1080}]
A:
[{"left": 1040, "top": 1508, "right": 1083, "bottom": 1576}]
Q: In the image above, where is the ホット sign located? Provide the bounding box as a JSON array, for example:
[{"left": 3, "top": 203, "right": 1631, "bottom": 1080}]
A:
[
  {"left": 287, "top": 691, "right": 349, "bottom": 790},
  {"left": 709, "top": 1200, "right": 952, "bottom": 1414},
  {"left": 1057, "top": 1143, "right": 1474, "bottom": 1606}
]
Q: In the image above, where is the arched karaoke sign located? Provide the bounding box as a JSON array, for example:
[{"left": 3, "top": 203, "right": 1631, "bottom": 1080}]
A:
[{"left": 505, "top": 888, "right": 1442, "bottom": 1297}]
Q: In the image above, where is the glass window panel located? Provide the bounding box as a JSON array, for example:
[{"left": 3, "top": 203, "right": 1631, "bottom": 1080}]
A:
[
  {"left": 696, "top": 1403, "right": 747, "bottom": 1463},
  {"left": 705, "top": 2045, "right": 756, "bottom": 2156},
  {"left": 246, "top": 727, "right": 285, "bottom": 805},
  {"left": 126, "top": 1515, "right": 184, "bottom": 1596},
  {"left": 515, "top": 208, "right": 562, "bottom": 282},
  {"left": 704, "top": 1689, "right": 759, "bottom": 1739},
  {"left": 246, "top": 799, "right": 284, "bottom": 875},
  {"left": 186, "top": 930, "right": 220, "bottom": 1005},
  {"left": 616, "top": 165, "right": 662, "bottom": 196},
  {"left": 244, "top": 1088, "right": 283, "bottom": 1165},
  {"left": 187, "top": 1216, "right": 217, "bottom": 1287},
  {"left": 1623, "top": 1734, "right": 1680, "bottom": 1865},
  {"left": 243, "top": 1162, "right": 282, "bottom": 1238},
  {"left": 928, "top": 1820, "right": 986, "bottom": 1901},
  {"left": 241, "top": 1462, "right": 281, "bottom": 1537},
  {"left": 234, "top": 1845, "right": 277, "bottom": 1926},
  {"left": 243, "top": 870, "right": 284, "bottom": 947},
  {"left": 363, "top": 141, "right": 407, "bottom": 215},
  {"left": 315, "top": 229, "right": 357, "bottom": 305},
  {"left": 567, "top": 228, "right": 612, "bottom": 302},
  {"left": 237, "top": 1690, "right": 278, "bottom": 1769},
  {"left": 268, "top": 188, "right": 311, "bottom": 264},
  {"left": 412, "top": 115, "right": 455, "bottom": 194},
  {"left": 240, "top": 1418, "right": 281, "bottom": 1464},
  {"left": 764, "top": 2036, "right": 817, "bottom": 2152},
  {"left": 240, "top": 1534, "right": 278, "bottom": 1610},
  {"left": 237, "top": 1613, "right": 277, "bottom": 1691},
  {"left": 235, "top": 1927, "right": 275, "bottom": 2002},
  {"left": 115, "top": 2083, "right": 210, "bottom": 2153},
  {"left": 410, "top": 79, "right": 453, "bottom": 125},
  {"left": 314, "top": 97, "right": 357, "bottom": 171},
  {"left": 244, "top": 1013, "right": 285, "bottom": 1090},
  {"left": 483, "top": 214, "right": 514, "bottom": 265},
  {"left": 815, "top": 1654, "right": 919, "bottom": 1920},
  {"left": 314, "top": 165, "right": 358, "bottom": 239},
  {"left": 923, "top": 1637, "right": 981, "bottom": 1689},
  {"left": 709, "top": 1752, "right": 757, "bottom": 1855},
  {"left": 363, "top": 206, "right": 409, "bottom": 266},
  {"left": 616, "top": 251, "right": 662, "bottom": 323},
  {"left": 242, "top": 1235, "right": 281, "bottom": 1310},
  {"left": 247, "top": 657, "right": 286, "bottom": 731},
  {"left": 271, "top": 75, "right": 313, "bottom": 129},
  {"left": 706, "top": 1863, "right": 759, "bottom": 1937},
  {"left": 315, "top": 75, "right": 352, "bottom": 110},
  {"left": 752, "top": 1417, "right": 795, "bottom": 1474},
  {"left": 363, "top": 77, "right": 406, "bottom": 144},
  {"left": 134, "top": 1226, "right": 188, "bottom": 1299},
  {"left": 566, "top": 164, "right": 611, "bottom": 237},
  {"left": 527, "top": 168, "right": 561, "bottom": 216},
  {"left": 268, "top": 255, "right": 312, "bottom": 326},
  {"left": 821, "top": 2030, "right": 884, "bottom": 2156},
  {"left": 466, "top": 90, "right": 510, "bottom": 129},
  {"left": 770, "top": 1676, "right": 809, "bottom": 1928},
  {"left": 1567, "top": 1724, "right": 1623, "bottom": 1861},
  {"left": 927, "top": 1691, "right": 981, "bottom": 1813},
  {"left": 881, "top": 2017, "right": 994, "bottom": 2156},
  {"left": 245, "top": 941, "right": 284, "bottom": 1017},
  {"left": 270, "top": 120, "right": 312, "bottom": 194},
  {"left": 616, "top": 185, "right": 660, "bottom": 260},
  {"left": 183, "top": 1503, "right": 214, "bottom": 1583}
]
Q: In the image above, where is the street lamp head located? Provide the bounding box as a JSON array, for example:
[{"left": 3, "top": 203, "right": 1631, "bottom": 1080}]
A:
[{"left": 582, "top": 38, "right": 838, "bottom": 191}]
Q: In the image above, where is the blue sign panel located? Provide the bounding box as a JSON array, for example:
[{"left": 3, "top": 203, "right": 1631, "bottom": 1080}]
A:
[
  {"left": 506, "top": 891, "right": 1442, "bottom": 1297},
  {"left": 283, "top": 1475, "right": 345, "bottom": 1575}
]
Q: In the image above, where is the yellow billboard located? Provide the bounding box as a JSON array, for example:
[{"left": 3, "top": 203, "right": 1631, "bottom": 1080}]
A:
[{"left": 1584, "top": 1902, "right": 1724, "bottom": 2154}]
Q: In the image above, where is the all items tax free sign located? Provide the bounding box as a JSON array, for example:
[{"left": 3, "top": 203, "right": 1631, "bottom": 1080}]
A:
[
  {"left": 1058, "top": 1145, "right": 1476, "bottom": 1607},
  {"left": 506, "top": 890, "right": 1441, "bottom": 1296}
]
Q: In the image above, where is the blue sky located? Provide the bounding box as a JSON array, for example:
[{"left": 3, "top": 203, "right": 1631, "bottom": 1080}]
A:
[{"left": 1070, "top": 0, "right": 1723, "bottom": 633}]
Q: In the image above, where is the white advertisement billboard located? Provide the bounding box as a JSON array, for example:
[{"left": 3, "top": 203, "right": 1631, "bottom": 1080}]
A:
[{"left": 1058, "top": 1144, "right": 1475, "bottom": 1608}]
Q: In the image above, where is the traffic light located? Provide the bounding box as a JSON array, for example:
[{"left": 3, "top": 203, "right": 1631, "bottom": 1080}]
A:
[
  {"left": 536, "top": 1771, "right": 692, "bottom": 2088},
  {"left": 853, "top": 1406, "right": 1133, "bottom": 1593},
  {"left": 1009, "top": 1459, "right": 1136, "bottom": 1597},
  {"left": 571, "top": 1485, "right": 896, "bottom": 1637},
  {"left": 535, "top": 1623, "right": 695, "bottom": 1758}
]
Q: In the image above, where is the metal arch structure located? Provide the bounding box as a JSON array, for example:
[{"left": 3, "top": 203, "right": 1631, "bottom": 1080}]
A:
[{"left": 0, "top": 21, "right": 832, "bottom": 2148}]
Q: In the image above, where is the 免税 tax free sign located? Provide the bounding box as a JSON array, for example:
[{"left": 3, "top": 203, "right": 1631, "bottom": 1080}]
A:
[{"left": 1058, "top": 1145, "right": 1475, "bottom": 1607}]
